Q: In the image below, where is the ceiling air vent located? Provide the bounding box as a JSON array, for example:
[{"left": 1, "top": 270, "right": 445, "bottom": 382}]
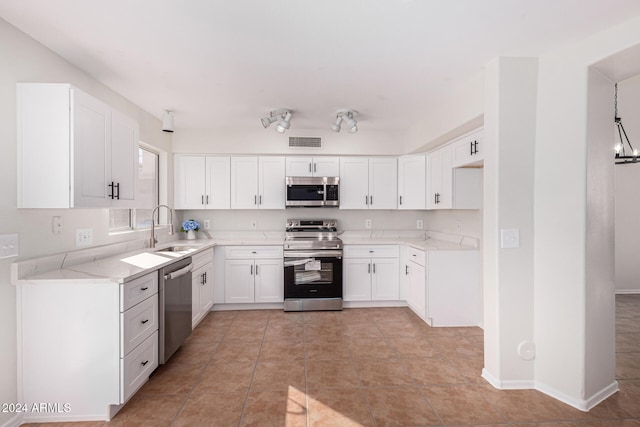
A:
[{"left": 289, "top": 137, "right": 322, "bottom": 148}]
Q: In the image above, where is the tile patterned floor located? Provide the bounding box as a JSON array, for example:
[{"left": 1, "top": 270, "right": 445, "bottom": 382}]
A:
[{"left": 24, "top": 295, "right": 640, "bottom": 426}]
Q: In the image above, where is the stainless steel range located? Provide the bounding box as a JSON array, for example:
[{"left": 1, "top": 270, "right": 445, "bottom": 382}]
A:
[{"left": 283, "top": 219, "right": 343, "bottom": 311}]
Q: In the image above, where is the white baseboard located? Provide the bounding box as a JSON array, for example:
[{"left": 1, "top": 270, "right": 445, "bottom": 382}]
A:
[
  {"left": 212, "top": 303, "right": 284, "bottom": 311},
  {"left": 481, "top": 369, "right": 535, "bottom": 389},
  {"left": 482, "top": 369, "right": 619, "bottom": 412},
  {"left": 535, "top": 380, "right": 618, "bottom": 411},
  {"left": 1, "top": 412, "right": 22, "bottom": 427},
  {"left": 343, "top": 301, "right": 406, "bottom": 309},
  {"left": 615, "top": 289, "right": 640, "bottom": 295}
]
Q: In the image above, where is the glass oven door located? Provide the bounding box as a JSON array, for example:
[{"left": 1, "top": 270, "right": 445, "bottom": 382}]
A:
[{"left": 284, "top": 251, "right": 342, "bottom": 299}]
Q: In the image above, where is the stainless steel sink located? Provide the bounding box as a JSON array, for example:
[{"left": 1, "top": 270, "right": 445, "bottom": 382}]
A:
[{"left": 156, "top": 246, "right": 198, "bottom": 254}]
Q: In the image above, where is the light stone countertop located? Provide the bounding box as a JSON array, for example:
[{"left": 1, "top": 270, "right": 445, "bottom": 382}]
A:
[{"left": 12, "top": 230, "right": 478, "bottom": 285}]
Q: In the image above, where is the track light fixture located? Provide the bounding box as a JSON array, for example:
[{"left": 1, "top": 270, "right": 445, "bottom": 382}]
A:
[
  {"left": 331, "top": 109, "right": 358, "bottom": 134},
  {"left": 261, "top": 109, "right": 292, "bottom": 133},
  {"left": 162, "top": 110, "right": 174, "bottom": 133}
]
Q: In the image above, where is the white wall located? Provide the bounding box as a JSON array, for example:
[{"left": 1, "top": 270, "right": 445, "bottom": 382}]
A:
[
  {"left": 0, "top": 18, "right": 171, "bottom": 427},
  {"left": 615, "top": 74, "right": 640, "bottom": 293},
  {"left": 533, "top": 16, "right": 640, "bottom": 409},
  {"left": 173, "top": 127, "right": 405, "bottom": 156},
  {"left": 179, "top": 209, "right": 430, "bottom": 234},
  {"left": 403, "top": 72, "right": 485, "bottom": 154},
  {"left": 482, "top": 57, "right": 538, "bottom": 387}
]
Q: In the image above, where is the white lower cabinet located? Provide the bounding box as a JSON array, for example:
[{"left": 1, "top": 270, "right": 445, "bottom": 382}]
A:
[
  {"left": 191, "top": 248, "right": 214, "bottom": 328},
  {"left": 17, "top": 271, "right": 159, "bottom": 422},
  {"left": 403, "top": 246, "right": 480, "bottom": 326},
  {"left": 343, "top": 245, "right": 400, "bottom": 301},
  {"left": 224, "top": 246, "right": 284, "bottom": 303},
  {"left": 405, "top": 247, "right": 427, "bottom": 321}
]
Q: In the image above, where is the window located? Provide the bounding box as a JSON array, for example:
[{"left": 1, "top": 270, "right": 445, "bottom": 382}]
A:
[{"left": 109, "top": 146, "right": 159, "bottom": 231}]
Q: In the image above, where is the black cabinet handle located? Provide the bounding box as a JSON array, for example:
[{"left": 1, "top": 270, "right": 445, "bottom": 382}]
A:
[
  {"left": 399, "top": 195, "right": 402, "bottom": 205},
  {"left": 255, "top": 265, "right": 259, "bottom": 275},
  {"left": 141, "top": 319, "right": 149, "bottom": 324},
  {"left": 405, "top": 265, "right": 409, "bottom": 275},
  {"left": 202, "top": 195, "right": 204, "bottom": 205},
  {"left": 313, "top": 163, "right": 317, "bottom": 173},
  {"left": 108, "top": 182, "right": 115, "bottom": 199},
  {"left": 365, "top": 195, "right": 368, "bottom": 205},
  {"left": 373, "top": 264, "right": 376, "bottom": 274},
  {"left": 141, "top": 360, "right": 149, "bottom": 366},
  {"left": 115, "top": 183, "right": 120, "bottom": 200},
  {"left": 368, "top": 263, "right": 371, "bottom": 274},
  {"left": 370, "top": 195, "right": 373, "bottom": 205},
  {"left": 141, "top": 287, "right": 148, "bottom": 291},
  {"left": 259, "top": 195, "right": 262, "bottom": 205},
  {"left": 470, "top": 141, "right": 474, "bottom": 156},
  {"left": 206, "top": 195, "right": 209, "bottom": 204},
  {"left": 250, "top": 265, "right": 253, "bottom": 275}
]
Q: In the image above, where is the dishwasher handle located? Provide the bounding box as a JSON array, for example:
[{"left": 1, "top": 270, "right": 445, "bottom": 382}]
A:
[{"left": 164, "top": 264, "right": 193, "bottom": 281}]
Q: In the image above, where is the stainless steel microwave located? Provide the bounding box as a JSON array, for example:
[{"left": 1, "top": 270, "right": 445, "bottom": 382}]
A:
[{"left": 285, "top": 176, "right": 339, "bottom": 207}]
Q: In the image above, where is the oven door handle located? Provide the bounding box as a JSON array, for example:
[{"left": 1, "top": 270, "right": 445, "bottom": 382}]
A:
[{"left": 284, "top": 250, "right": 343, "bottom": 258}]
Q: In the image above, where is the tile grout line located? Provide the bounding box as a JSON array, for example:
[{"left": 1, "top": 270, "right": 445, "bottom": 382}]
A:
[
  {"left": 168, "top": 311, "right": 237, "bottom": 426},
  {"left": 235, "top": 311, "right": 270, "bottom": 427}
]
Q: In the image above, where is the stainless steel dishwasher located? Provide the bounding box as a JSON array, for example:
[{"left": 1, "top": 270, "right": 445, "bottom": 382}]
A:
[{"left": 159, "top": 257, "right": 193, "bottom": 364}]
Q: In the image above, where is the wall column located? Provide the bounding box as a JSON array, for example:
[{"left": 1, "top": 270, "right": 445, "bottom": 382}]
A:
[{"left": 483, "top": 57, "right": 538, "bottom": 387}]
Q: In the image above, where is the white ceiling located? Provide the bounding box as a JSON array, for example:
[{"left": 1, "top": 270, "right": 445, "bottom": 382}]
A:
[{"left": 2, "top": 0, "right": 640, "bottom": 133}]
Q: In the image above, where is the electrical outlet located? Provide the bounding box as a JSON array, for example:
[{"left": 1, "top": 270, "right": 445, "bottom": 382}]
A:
[
  {"left": 416, "top": 220, "right": 424, "bottom": 229},
  {"left": 52, "top": 216, "right": 62, "bottom": 234},
  {"left": 365, "top": 219, "right": 372, "bottom": 229},
  {"left": 0, "top": 234, "right": 19, "bottom": 259},
  {"left": 203, "top": 220, "right": 211, "bottom": 230},
  {"left": 251, "top": 220, "right": 258, "bottom": 229},
  {"left": 76, "top": 228, "right": 93, "bottom": 247}
]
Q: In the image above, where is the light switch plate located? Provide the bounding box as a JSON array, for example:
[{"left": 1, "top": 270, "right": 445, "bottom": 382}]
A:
[
  {"left": 0, "top": 234, "right": 19, "bottom": 258},
  {"left": 500, "top": 228, "right": 520, "bottom": 249}
]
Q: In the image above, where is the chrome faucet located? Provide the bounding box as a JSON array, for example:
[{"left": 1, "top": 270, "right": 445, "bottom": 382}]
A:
[{"left": 150, "top": 204, "right": 175, "bottom": 248}]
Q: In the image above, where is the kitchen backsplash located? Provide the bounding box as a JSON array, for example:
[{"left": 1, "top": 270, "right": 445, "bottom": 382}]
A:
[{"left": 177, "top": 208, "right": 482, "bottom": 239}]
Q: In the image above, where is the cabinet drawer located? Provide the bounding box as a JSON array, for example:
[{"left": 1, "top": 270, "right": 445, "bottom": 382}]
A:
[
  {"left": 121, "top": 330, "right": 158, "bottom": 403},
  {"left": 121, "top": 272, "right": 158, "bottom": 312},
  {"left": 121, "top": 296, "right": 158, "bottom": 357},
  {"left": 343, "top": 245, "right": 399, "bottom": 258},
  {"left": 225, "top": 246, "right": 283, "bottom": 259},
  {"left": 192, "top": 248, "right": 213, "bottom": 270},
  {"left": 407, "top": 247, "right": 426, "bottom": 267}
]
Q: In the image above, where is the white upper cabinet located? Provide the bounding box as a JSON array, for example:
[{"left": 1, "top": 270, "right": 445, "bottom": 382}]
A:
[
  {"left": 174, "top": 155, "right": 230, "bottom": 209},
  {"left": 258, "top": 157, "right": 286, "bottom": 209},
  {"left": 110, "top": 110, "right": 139, "bottom": 207},
  {"left": 451, "top": 129, "right": 483, "bottom": 168},
  {"left": 397, "top": 154, "right": 426, "bottom": 210},
  {"left": 427, "top": 145, "right": 482, "bottom": 210},
  {"left": 426, "top": 146, "right": 453, "bottom": 209},
  {"left": 230, "top": 156, "right": 285, "bottom": 209},
  {"left": 285, "top": 156, "right": 340, "bottom": 177},
  {"left": 339, "top": 157, "right": 369, "bottom": 209},
  {"left": 339, "top": 157, "right": 397, "bottom": 210},
  {"left": 17, "top": 83, "right": 139, "bottom": 208}
]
